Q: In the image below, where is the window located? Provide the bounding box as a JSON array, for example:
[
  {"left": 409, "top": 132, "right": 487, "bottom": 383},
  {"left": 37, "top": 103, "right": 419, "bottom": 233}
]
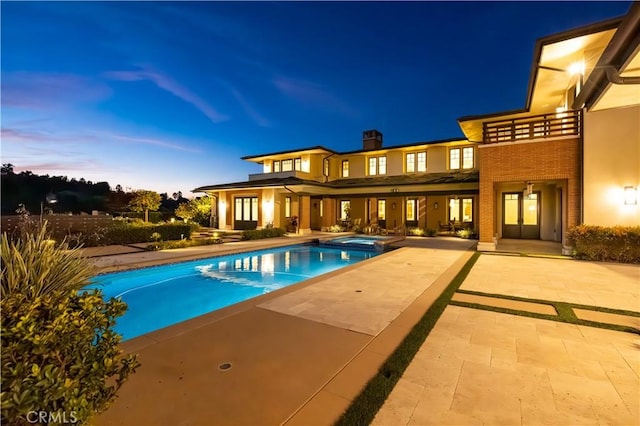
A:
[
  {"left": 378, "top": 156, "right": 386, "bottom": 174},
  {"left": 235, "top": 198, "right": 243, "bottom": 221},
  {"left": 449, "top": 197, "right": 473, "bottom": 223},
  {"left": 369, "top": 157, "right": 377, "bottom": 175},
  {"left": 324, "top": 159, "right": 329, "bottom": 176},
  {"left": 319, "top": 199, "right": 323, "bottom": 217},
  {"left": 449, "top": 149, "right": 460, "bottom": 170},
  {"left": 450, "top": 147, "right": 474, "bottom": 170},
  {"left": 285, "top": 197, "right": 291, "bottom": 218},
  {"left": 417, "top": 152, "right": 426, "bottom": 172},
  {"left": 340, "top": 200, "right": 350, "bottom": 220},
  {"left": 406, "top": 153, "right": 415, "bottom": 173},
  {"left": 294, "top": 158, "right": 301, "bottom": 171},
  {"left": 342, "top": 160, "right": 349, "bottom": 177},
  {"left": 235, "top": 197, "right": 258, "bottom": 222},
  {"left": 406, "top": 199, "right": 417, "bottom": 221},
  {"left": 369, "top": 156, "right": 386, "bottom": 175},
  {"left": 462, "top": 147, "right": 474, "bottom": 169},
  {"left": 273, "top": 160, "right": 281, "bottom": 173},
  {"left": 281, "top": 159, "right": 293, "bottom": 172},
  {"left": 378, "top": 199, "right": 386, "bottom": 220}
]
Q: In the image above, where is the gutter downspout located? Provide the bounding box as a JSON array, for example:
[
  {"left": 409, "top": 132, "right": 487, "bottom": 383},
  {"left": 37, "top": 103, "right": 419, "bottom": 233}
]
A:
[
  {"left": 322, "top": 153, "right": 336, "bottom": 183},
  {"left": 572, "top": 2, "right": 640, "bottom": 110}
]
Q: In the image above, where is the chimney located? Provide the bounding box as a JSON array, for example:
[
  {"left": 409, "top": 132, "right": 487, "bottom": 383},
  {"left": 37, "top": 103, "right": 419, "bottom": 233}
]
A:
[{"left": 362, "top": 129, "right": 383, "bottom": 150}]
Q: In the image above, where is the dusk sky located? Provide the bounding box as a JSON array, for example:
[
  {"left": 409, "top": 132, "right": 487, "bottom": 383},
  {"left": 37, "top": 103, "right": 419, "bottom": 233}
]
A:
[{"left": 1, "top": 1, "right": 631, "bottom": 196}]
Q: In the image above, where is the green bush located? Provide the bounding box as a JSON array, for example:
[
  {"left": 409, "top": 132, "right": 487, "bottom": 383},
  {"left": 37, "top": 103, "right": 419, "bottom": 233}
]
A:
[
  {"left": 1, "top": 228, "right": 139, "bottom": 424},
  {"left": 241, "top": 228, "right": 286, "bottom": 240},
  {"left": 408, "top": 227, "right": 425, "bottom": 236},
  {"left": 425, "top": 228, "right": 437, "bottom": 237},
  {"left": 146, "top": 237, "right": 224, "bottom": 251},
  {"left": 101, "top": 223, "right": 196, "bottom": 245},
  {"left": 567, "top": 225, "right": 640, "bottom": 263},
  {"left": 119, "top": 211, "right": 164, "bottom": 223},
  {"left": 456, "top": 228, "right": 478, "bottom": 239}
]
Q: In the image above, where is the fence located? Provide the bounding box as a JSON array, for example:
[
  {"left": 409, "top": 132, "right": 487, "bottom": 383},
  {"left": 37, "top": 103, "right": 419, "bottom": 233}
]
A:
[{"left": 1, "top": 215, "right": 114, "bottom": 236}]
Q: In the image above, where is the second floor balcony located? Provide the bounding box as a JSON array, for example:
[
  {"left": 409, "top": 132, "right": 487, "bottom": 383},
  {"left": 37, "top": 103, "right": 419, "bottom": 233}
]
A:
[{"left": 482, "top": 109, "right": 581, "bottom": 144}]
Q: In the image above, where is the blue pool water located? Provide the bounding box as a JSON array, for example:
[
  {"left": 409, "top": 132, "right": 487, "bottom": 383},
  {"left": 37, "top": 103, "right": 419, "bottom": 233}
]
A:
[
  {"left": 88, "top": 244, "right": 377, "bottom": 341},
  {"left": 325, "top": 235, "right": 387, "bottom": 246}
]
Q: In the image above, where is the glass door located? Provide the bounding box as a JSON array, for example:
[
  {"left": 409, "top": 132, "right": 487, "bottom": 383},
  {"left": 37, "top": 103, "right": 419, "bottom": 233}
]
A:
[{"left": 502, "top": 192, "right": 540, "bottom": 239}]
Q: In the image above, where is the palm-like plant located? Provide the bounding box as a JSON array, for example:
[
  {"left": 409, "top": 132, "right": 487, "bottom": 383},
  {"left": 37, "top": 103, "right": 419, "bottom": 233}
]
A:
[{"left": 1, "top": 225, "right": 94, "bottom": 298}]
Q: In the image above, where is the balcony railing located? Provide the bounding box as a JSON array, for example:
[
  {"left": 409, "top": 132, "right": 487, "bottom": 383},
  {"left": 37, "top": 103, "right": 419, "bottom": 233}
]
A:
[{"left": 482, "top": 109, "right": 581, "bottom": 144}]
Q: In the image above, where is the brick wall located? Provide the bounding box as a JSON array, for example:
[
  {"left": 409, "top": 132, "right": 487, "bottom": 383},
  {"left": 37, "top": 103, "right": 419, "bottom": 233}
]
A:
[{"left": 478, "top": 137, "right": 581, "bottom": 243}]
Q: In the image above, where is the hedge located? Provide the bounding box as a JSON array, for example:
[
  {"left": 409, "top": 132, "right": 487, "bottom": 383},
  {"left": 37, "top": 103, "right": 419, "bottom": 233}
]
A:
[
  {"left": 102, "top": 223, "right": 197, "bottom": 245},
  {"left": 241, "top": 228, "right": 286, "bottom": 240},
  {"left": 567, "top": 225, "right": 640, "bottom": 264}
]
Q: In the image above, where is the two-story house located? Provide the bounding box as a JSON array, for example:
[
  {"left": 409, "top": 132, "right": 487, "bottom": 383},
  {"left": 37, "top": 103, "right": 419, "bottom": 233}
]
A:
[
  {"left": 194, "top": 131, "right": 479, "bottom": 234},
  {"left": 195, "top": 4, "right": 639, "bottom": 252}
]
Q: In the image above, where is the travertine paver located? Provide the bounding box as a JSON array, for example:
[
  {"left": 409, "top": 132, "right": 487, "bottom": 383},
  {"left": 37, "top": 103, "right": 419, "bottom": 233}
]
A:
[
  {"left": 574, "top": 308, "right": 640, "bottom": 330},
  {"left": 460, "top": 255, "right": 640, "bottom": 312},
  {"left": 373, "top": 306, "right": 640, "bottom": 426},
  {"left": 259, "top": 247, "right": 468, "bottom": 335},
  {"left": 451, "top": 292, "right": 558, "bottom": 315}
]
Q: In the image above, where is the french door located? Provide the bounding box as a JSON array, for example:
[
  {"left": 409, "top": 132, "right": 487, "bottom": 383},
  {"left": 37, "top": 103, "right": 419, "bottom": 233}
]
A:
[
  {"left": 234, "top": 197, "right": 258, "bottom": 230},
  {"left": 502, "top": 192, "right": 540, "bottom": 239}
]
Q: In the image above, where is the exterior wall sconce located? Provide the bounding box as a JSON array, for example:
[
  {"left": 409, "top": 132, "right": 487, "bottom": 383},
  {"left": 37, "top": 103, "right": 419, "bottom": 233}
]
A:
[
  {"left": 624, "top": 186, "right": 637, "bottom": 205},
  {"left": 434, "top": 202, "right": 439, "bottom": 210},
  {"left": 392, "top": 203, "right": 396, "bottom": 210}
]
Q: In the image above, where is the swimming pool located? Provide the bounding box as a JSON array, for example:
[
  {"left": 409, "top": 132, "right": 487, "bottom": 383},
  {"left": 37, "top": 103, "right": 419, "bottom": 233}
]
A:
[
  {"left": 88, "top": 244, "right": 378, "bottom": 341},
  {"left": 319, "top": 235, "right": 403, "bottom": 251}
]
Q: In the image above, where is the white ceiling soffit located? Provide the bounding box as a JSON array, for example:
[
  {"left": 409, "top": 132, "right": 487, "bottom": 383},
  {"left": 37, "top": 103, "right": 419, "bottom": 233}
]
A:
[
  {"left": 591, "top": 43, "right": 640, "bottom": 111},
  {"left": 532, "top": 29, "right": 617, "bottom": 113}
]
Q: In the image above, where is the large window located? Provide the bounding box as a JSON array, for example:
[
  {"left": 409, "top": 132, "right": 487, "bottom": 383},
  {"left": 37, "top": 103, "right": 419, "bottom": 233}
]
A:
[
  {"left": 378, "top": 199, "right": 386, "bottom": 220},
  {"left": 285, "top": 197, "right": 291, "bottom": 218},
  {"left": 340, "top": 200, "right": 350, "bottom": 220},
  {"left": 406, "top": 153, "right": 415, "bottom": 173},
  {"left": 281, "top": 159, "right": 293, "bottom": 172},
  {"left": 294, "top": 158, "right": 301, "bottom": 171},
  {"left": 417, "top": 152, "right": 426, "bottom": 172},
  {"left": 449, "top": 197, "right": 473, "bottom": 222},
  {"left": 450, "top": 147, "right": 474, "bottom": 170},
  {"left": 273, "top": 160, "right": 281, "bottom": 173},
  {"left": 342, "top": 160, "right": 349, "bottom": 177},
  {"left": 406, "top": 199, "right": 417, "bottom": 221},
  {"left": 369, "top": 156, "right": 387, "bottom": 175},
  {"left": 235, "top": 197, "right": 258, "bottom": 222}
]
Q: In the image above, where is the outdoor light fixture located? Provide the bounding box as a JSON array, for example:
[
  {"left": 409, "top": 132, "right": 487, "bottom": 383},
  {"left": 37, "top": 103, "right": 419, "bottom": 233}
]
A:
[
  {"left": 40, "top": 193, "right": 58, "bottom": 224},
  {"left": 392, "top": 203, "right": 396, "bottom": 210},
  {"left": 568, "top": 61, "right": 585, "bottom": 76},
  {"left": 434, "top": 202, "right": 439, "bottom": 210},
  {"left": 624, "top": 186, "right": 637, "bottom": 205}
]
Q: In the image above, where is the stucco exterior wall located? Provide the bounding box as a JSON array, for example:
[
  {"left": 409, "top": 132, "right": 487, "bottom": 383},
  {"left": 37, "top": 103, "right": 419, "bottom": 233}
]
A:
[{"left": 583, "top": 105, "right": 640, "bottom": 226}]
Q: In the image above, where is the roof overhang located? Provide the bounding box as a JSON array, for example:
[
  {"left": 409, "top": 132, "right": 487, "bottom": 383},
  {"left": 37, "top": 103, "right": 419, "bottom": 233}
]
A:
[
  {"left": 458, "top": 17, "right": 622, "bottom": 142},
  {"left": 241, "top": 146, "right": 336, "bottom": 164}
]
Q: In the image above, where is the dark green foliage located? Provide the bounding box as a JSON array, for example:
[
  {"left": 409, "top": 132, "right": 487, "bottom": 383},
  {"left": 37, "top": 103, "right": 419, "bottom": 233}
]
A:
[
  {"left": 102, "top": 223, "right": 196, "bottom": 245},
  {"left": 241, "top": 228, "right": 286, "bottom": 240},
  {"left": 146, "top": 237, "right": 224, "bottom": 251},
  {"left": 1, "top": 228, "right": 139, "bottom": 424},
  {"left": 335, "top": 252, "right": 481, "bottom": 426},
  {"left": 567, "top": 225, "right": 640, "bottom": 263},
  {"left": 119, "top": 212, "right": 164, "bottom": 223}
]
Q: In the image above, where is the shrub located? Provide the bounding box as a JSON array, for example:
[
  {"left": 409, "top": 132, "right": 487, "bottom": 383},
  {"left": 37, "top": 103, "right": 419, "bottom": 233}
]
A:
[
  {"left": 101, "top": 223, "right": 195, "bottom": 246},
  {"left": 425, "top": 228, "right": 438, "bottom": 237},
  {"left": 456, "top": 228, "right": 478, "bottom": 239},
  {"left": 567, "top": 225, "right": 640, "bottom": 263},
  {"left": 146, "top": 237, "right": 224, "bottom": 251},
  {"left": 241, "top": 228, "right": 286, "bottom": 240},
  {"left": 329, "top": 224, "right": 345, "bottom": 233},
  {"left": 1, "top": 228, "right": 139, "bottom": 424},
  {"left": 119, "top": 211, "right": 163, "bottom": 223},
  {"left": 408, "top": 227, "right": 425, "bottom": 236}
]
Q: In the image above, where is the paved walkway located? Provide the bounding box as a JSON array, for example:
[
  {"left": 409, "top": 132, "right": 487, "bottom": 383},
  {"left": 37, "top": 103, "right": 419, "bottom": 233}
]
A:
[{"left": 374, "top": 255, "right": 640, "bottom": 425}]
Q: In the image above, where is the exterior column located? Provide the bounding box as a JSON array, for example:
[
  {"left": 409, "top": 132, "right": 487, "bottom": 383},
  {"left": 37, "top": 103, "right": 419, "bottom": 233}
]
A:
[
  {"left": 322, "top": 198, "right": 336, "bottom": 229},
  {"left": 298, "top": 195, "right": 312, "bottom": 234},
  {"left": 218, "top": 192, "right": 229, "bottom": 230}
]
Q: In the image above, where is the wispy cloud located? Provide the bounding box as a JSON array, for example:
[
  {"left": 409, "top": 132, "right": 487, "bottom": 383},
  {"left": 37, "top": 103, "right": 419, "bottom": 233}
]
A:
[
  {"left": 101, "top": 133, "right": 202, "bottom": 153},
  {"left": 0, "top": 127, "right": 98, "bottom": 143},
  {"left": 229, "top": 88, "right": 271, "bottom": 127},
  {"left": 105, "top": 68, "right": 229, "bottom": 123},
  {"left": 273, "top": 76, "right": 359, "bottom": 117},
  {"left": 15, "top": 160, "right": 107, "bottom": 174},
  {"left": 1, "top": 72, "right": 112, "bottom": 109}
]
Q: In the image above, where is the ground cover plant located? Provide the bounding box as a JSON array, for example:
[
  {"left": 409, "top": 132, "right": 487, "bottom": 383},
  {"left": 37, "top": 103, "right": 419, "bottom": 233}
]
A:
[
  {"left": 241, "top": 228, "right": 286, "bottom": 240},
  {"left": 1, "top": 226, "right": 139, "bottom": 424}
]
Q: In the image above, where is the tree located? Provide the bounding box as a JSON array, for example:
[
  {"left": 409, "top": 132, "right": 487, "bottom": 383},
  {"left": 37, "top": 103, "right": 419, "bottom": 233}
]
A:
[
  {"left": 128, "top": 190, "right": 161, "bottom": 222},
  {"left": 1, "top": 163, "right": 14, "bottom": 175},
  {"left": 173, "top": 196, "right": 212, "bottom": 226}
]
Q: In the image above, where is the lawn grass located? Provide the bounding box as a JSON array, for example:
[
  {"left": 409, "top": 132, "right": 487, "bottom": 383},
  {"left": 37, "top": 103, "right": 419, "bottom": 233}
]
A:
[{"left": 334, "top": 251, "right": 480, "bottom": 426}]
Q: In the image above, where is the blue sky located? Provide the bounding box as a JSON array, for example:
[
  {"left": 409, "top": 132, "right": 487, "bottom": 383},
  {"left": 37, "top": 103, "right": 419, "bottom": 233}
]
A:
[{"left": 1, "top": 1, "right": 631, "bottom": 196}]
